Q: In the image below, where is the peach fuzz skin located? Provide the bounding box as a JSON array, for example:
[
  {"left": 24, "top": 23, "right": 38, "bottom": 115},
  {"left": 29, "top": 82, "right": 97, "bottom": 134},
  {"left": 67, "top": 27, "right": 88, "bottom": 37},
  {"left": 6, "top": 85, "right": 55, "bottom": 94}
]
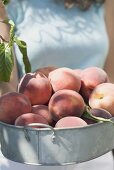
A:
[
  {"left": 49, "top": 89, "right": 85, "bottom": 122},
  {"left": 18, "top": 72, "right": 52, "bottom": 105},
  {"left": 89, "top": 83, "right": 114, "bottom": 116},
  {"left": 32, "top": 105, "right": 55, "bottom": 126},
  {"left": 79, "top": 67, "right": 109, "bottom": 103},
  {"left": 34, "top": 66, "right": 58, "bottom": 77},
  {"left": 0, "top": 92, "right": 31, "bottom": 124},
  {"left": 15, "top": 113, "right": 49, "bottom": 128},
  {"left": 48, "top": 67, "right": 81, "bottom": 92},
  {"left": 55, "top": 116, "right": 87, "bottom": 128}
]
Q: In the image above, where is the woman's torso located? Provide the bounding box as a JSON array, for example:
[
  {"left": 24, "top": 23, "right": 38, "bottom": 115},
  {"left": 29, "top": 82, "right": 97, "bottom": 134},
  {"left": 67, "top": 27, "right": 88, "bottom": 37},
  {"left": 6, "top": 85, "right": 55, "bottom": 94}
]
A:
[{"left": 7, "top": 0, "right": 109, "bottom": 78}]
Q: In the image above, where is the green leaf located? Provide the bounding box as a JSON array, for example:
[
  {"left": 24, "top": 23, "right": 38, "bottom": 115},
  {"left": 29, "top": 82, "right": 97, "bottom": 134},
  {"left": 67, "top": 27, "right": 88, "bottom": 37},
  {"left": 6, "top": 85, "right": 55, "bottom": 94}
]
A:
[
  {"left": 3, "top": 19, "right": 15, "bottom": 45},
  {"left": 1, "top": 0, "right": 10, "bottom": 5},
  {"left": 0, "top": 19, "right": 31, "bottom": 82},
  {"left": 14, "top": 38, "right": 31, "bottom": 73},
  {"left": 82, "top": 107, "right": 114, "bottom": 125},
  {"left": 9, "top": 20, "right": 15, "bottom": 44},
  {"left": 0, "top": 43, "right": 14, "bottom": 82}
]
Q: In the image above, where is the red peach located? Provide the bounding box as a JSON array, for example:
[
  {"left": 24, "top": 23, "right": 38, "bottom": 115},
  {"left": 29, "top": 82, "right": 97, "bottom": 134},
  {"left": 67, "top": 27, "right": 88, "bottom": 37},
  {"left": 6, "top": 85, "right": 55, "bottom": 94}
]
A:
[
  {"left": 0, "top": 92, "right": 31, "bottom": 124},
  {"left": 48, "top": 89, "right": 85, "bottom": 121},
  {"left": 18, "top": 72, "right": 52, "bottom": 105},
  {"left": 34, "top": 66, "right": 58, "bottom": 77},
  {"left": 32, "top": 105, "right": 55, "bottom": 126},
  {"left": 79, "top": 67, "right": 109, "bottom": 103},
  {"left": 55, "top": 116, "right": 87, "bottom": 128},
  {"left": 89, "top": 83, "right": 114, "bottom": 116},
  {"left": 48, "top": 67, "right": 81, "bottom": 92},
  {"left": 15, "top": 113, "right": 49, "bottom": 128},
  {"left": 73, "top": 69, "right": 83, "bottom": 78}
]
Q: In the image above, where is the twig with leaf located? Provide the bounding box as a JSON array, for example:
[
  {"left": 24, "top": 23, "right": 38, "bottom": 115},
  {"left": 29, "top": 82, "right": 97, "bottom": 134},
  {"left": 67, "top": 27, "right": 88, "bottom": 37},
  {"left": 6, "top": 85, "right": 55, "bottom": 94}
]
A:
[
  {"left": 82, "top": 105, "right": 114, "bottom": 125},
  {"left": 0, "top": 19, "right": 31, "bottom": 82}
]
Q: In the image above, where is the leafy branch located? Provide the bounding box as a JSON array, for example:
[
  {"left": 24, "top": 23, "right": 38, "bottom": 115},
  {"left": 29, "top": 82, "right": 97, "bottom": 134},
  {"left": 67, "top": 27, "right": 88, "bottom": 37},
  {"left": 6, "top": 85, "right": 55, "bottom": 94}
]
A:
[
  {"left": 1, "top": 0, "right": 10, "bottom": 5},
  {"left": 82, "top": 106, "right": 114, "bottom": 125},
  {"left": 0, "top": 19, "right": 31, "bottom": 82}
]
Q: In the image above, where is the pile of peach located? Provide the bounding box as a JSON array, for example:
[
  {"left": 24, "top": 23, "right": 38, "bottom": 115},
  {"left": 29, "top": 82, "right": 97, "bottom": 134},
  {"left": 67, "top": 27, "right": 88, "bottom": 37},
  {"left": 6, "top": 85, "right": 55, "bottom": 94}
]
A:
[{"left": 0, "top": 66, "right": 113, "bottom": 129}]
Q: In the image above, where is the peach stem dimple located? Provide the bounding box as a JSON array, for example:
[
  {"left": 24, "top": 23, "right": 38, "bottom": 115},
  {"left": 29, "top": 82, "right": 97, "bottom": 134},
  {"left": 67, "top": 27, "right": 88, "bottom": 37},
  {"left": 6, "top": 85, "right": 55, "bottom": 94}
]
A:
[{"left": 94, "top": 93, "right": 104, "bottom": 99}]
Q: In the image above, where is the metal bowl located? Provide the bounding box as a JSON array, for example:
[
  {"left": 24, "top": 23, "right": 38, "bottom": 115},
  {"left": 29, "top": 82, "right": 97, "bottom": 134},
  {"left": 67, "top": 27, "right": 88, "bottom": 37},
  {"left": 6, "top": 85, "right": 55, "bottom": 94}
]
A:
[{"left": 0, "top": 119, "right": 114, "bottom": 166}]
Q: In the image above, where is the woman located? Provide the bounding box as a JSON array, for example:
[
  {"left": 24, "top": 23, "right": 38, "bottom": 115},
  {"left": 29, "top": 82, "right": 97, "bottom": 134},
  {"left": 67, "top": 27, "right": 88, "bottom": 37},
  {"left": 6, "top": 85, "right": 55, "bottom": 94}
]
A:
[{"left": 0, "top": 0, "right": 114, "bottom": 170}]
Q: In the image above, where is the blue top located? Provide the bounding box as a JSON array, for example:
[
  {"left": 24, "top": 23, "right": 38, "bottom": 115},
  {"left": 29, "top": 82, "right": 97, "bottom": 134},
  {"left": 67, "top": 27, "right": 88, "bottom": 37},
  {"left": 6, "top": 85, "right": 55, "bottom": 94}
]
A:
[{"left": 7, "top": 0, "right": 109, "bottom": 78}]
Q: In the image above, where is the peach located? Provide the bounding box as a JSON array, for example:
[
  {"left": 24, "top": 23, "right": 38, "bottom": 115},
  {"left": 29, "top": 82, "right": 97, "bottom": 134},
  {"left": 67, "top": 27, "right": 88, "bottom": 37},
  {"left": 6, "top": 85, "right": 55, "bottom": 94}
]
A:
[
  {"left": 89, "top": 83, "right": 114, "bottom": 116},
  {"left": 82, "top": 108, "right": 112, "bottom": 124},
  {"left": 32, "top": 105, "right": 55, "bottom": 126},
  {"left": 55, "top": 116, "right": 87, "bottom": 128},
  {"left": 34, "top": 66, "right": 58, "bottom": 77},
  {"left": 48, "top": 67, "right": 81, "bottom": 92},
  {"left": 48, "top": 89, "right": 85, "bottom": 121},
  {"left": 18, "top": 72, "right": 52, "bottom": 105},
  {"left": 73, "top": 69, "right": 83, "bottom": 78},
  {"left": 79, "top": 67, "right": 109, "bottom": 103},
  {"left": 15, "top": 113, "right": 49, "bottom": 128},
  {"left": 0, "top": 92, "right": 31, "bottom": 124}
]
